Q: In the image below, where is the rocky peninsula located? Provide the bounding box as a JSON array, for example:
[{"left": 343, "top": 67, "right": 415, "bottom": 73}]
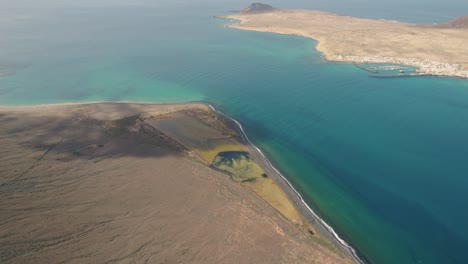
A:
[{"left": 223, "top": 4, "right": 468, "bottom": 78}]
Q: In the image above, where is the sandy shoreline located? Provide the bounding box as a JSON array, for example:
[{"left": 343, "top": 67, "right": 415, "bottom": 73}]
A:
[
  {"left": 0, "top": 100, "right": 206, "bottom": 111},
  {"left": 221, "top": 9, "right": 468, "bottom": 79},
  {"left": 1, "top": 101, "right": 354, "bottom": 263}
]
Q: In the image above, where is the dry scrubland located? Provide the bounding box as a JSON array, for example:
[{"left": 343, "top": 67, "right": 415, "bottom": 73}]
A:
[
  {"left": 0, "top": 102, "right": 352, "bottom": 264},
  {"left": 224, "top": 5, "right": 468, "bottom": 78}
]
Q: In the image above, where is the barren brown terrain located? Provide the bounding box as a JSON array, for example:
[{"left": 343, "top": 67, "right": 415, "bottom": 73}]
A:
[
  {"left": 223, "top": 4, "right": 468, "bottom": 78},
  {"left": 434, "top": 15, "right": 468, "bottom": 29},
  {"left": 0, "top": 102, "right": 352, "bottom": 264}
]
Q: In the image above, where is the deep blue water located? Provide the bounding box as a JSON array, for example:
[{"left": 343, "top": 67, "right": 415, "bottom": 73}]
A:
[{"left": 1, "top": 1, "right": 468, "bottom": 263}]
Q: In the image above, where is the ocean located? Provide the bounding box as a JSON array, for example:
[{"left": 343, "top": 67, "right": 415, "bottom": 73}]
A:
[{"left": 1, "top": 0, "right": 468, "bottom": 263}]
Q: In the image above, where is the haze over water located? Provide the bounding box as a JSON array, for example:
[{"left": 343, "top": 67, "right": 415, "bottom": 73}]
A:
[{"left": 1, "top": 1, "right": 468, "bottom": 263}]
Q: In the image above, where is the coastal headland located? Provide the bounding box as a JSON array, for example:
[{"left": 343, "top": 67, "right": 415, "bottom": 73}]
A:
[
  {"left": 0, "top": 102, "right": 356, "bottom": 263},
  {"left": 222, "top": 3, "right": 468, "bottom": 78}
]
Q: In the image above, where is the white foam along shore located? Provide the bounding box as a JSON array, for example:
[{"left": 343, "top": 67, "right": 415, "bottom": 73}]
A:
[
  {"left": 208, "top": 104, "right": 366, "bottom": 264},
  {"left": 1, "top": 100, "right": 365, "bottom": 263}
]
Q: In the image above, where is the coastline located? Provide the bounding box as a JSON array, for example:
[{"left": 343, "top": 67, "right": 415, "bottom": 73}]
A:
[
  {"left": 208, "top": 104, "right": 366, "bottom": 264},
  {"left": 0, "top": 100, "right": 205, "bottom": 110},
  {"left": 1, "top": 101, "right": 353, "bottom": 263},
  {"left": 220, "top": 11, "right": 468, "bottom": 79},
  {"left": 1, "top": 101, "right": 363, "bottom": 263}
]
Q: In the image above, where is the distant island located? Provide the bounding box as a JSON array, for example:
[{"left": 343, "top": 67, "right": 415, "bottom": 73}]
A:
[
  {"left": 223, "top": 3, "right": 468, "bottom": 78},
  {"left": 240, "top": 3, "right": 275, "bottom": 14},
  {"left": 434, "top": 15, "right": 468, "bottom": 29}
]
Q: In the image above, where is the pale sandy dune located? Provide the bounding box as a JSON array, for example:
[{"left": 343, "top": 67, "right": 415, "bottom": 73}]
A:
[{"left": 224, "top": 7, "right": 468, "bottom": 78}]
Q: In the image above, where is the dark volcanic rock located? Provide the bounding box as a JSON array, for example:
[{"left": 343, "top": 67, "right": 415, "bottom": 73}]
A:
[{"left": 240, "top": 3, "right": 275, "bottom": 14}]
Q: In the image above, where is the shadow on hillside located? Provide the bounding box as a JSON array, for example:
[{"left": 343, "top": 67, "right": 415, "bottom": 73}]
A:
[{"left": 0, "top": 103, "right": 190, "bottom": 187}]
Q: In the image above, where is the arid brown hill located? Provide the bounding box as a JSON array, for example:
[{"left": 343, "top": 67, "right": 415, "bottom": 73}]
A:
[
  {"left": 435, "top": 15, "right": 468, "bottom": 28},
  {"left": 240, "top": 3, "right": 275, "bottom": 14},
  {"left": 0, "top": 103, "right": 353, "bottom": 264}
]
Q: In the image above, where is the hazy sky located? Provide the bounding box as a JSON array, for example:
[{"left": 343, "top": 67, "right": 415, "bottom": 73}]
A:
[{"left": 0, "top": 0, "right": 467, "bottom": 23}]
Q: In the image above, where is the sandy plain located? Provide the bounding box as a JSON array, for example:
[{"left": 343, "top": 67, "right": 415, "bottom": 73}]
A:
[{"left": 223, "top": 7, "right": 468, "bottom": 78}]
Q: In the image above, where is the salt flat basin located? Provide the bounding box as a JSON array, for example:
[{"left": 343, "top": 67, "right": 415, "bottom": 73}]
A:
[{"left": 145, "top": 110, "right": 247, "bottom": 162}]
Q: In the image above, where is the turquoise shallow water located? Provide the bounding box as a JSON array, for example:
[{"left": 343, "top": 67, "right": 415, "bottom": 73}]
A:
[{"left": 2, "top": 1, "right": 468, "bottom": 263}]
